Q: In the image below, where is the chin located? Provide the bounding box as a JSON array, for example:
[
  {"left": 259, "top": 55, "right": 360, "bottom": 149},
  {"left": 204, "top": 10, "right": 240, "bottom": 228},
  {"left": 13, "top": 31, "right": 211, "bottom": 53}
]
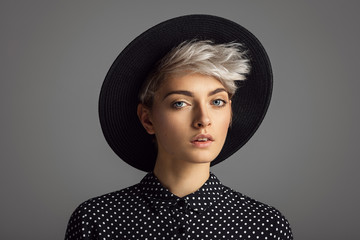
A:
[{"left": 186, "top": 153, "right": 219, "bottom": 164}]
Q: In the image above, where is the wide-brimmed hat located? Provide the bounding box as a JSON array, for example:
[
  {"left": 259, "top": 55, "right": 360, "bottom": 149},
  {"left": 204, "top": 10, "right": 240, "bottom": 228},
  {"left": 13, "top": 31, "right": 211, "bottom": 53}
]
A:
[{"left": 99, "top": 14, "right": 272, "bottom": 172}]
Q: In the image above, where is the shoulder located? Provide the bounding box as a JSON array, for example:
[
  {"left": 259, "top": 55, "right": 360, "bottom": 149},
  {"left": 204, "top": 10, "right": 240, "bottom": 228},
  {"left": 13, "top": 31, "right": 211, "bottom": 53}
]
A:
[
  {"left": 65, "top": 183, "right": 143, "bottom": 239},
  {"left": 69, "top": 182, "right": 143, "bottom": 216},
  {"left": 222, "top": 186, "right": 293, "bottom": 239},
  {"left": 225, "top": 186, "right": 286, "bottom": 216}
]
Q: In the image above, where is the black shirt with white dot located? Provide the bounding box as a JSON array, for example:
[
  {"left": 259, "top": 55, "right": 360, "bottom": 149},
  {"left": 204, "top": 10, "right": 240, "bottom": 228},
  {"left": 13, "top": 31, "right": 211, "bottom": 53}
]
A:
[{"left": 65, "top": 173, "right": 293, "bottom": 239}]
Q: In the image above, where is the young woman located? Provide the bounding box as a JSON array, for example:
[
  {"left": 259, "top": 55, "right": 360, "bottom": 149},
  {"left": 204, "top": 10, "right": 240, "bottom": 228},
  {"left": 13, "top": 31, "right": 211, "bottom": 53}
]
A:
[{"left": 65, "top": 15, "right": 293, "bottom": 239}]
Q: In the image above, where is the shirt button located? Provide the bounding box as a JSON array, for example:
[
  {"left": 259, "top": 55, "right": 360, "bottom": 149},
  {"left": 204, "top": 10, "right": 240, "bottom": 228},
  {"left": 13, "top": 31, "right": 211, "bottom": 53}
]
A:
[
  {"left": 178, "top": 226, "right": 186, "bottom": 234},
  {"left": 177, "top": 199, "right": 186, "bottom": 207}
]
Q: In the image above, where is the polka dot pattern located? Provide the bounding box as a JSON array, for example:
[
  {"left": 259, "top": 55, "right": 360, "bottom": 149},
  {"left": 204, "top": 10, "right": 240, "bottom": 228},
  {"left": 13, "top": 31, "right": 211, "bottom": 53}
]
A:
[{"left": 65, "top": 173, "right": 293, "bottom": 239}]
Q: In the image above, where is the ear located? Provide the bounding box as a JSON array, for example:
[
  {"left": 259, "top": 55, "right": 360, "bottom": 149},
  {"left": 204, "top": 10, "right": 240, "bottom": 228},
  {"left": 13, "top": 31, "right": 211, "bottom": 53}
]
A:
[{"left": 137, "top": 103, "right": 155, "bottom": 134}]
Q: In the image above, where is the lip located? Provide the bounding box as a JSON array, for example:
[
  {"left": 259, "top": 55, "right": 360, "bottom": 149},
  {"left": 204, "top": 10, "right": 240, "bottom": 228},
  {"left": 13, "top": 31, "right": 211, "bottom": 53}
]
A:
[{"left": 191, "top": 134, "right": 214, "bottom": 148}]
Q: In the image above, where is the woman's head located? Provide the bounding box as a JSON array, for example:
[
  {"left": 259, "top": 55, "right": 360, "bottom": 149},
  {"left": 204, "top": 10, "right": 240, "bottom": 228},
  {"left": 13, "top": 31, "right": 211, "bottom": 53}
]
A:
[
  {"left": 137, "top": 73, "right": 234, "bottom": 165},
  {"left": 138, "top": 40, "right": 251, "bottom": 108},
  {"left": 137, "top": 40, "right": 251, "bottom": 166}
]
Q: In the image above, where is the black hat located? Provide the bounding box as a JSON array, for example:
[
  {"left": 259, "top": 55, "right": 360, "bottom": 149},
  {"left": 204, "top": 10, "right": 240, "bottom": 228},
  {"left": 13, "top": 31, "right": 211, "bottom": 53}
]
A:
[{"left": 99, "top": 14, "right": 272, "bottom": 172}]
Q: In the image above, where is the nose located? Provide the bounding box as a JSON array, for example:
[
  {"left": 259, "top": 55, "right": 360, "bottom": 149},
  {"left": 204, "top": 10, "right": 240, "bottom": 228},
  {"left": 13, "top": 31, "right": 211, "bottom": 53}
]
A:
[{"left": 193, "top": 104, "right": 211, "bottom": 129}]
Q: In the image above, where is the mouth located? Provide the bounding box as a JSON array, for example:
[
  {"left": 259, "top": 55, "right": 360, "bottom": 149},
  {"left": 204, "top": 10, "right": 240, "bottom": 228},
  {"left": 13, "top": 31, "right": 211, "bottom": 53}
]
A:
[
  {"left": 196, "top": 138, "right": 211, "bottom": 142},
  {"left": 191, "top": 134, "right": 214, "bottom": 148}
]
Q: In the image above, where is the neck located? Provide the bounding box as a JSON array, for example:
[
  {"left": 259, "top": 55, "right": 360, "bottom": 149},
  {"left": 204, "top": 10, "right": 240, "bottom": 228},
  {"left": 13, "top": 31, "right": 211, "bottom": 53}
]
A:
[{"left": 153, "top": 159, "right": 210, "bottom": 198}]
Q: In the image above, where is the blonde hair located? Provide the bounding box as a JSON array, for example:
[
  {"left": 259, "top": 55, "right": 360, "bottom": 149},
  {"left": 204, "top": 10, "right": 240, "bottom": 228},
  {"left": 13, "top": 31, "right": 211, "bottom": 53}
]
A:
[{"left": 139, "top": 40, "right": 251, "bottom": 107}]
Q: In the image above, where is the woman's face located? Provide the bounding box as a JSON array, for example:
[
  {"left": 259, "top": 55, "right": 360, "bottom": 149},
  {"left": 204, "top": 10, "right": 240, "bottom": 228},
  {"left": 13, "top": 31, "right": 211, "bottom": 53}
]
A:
[{"left": 142, "top": 73, "right": 232, "bottom": 165}]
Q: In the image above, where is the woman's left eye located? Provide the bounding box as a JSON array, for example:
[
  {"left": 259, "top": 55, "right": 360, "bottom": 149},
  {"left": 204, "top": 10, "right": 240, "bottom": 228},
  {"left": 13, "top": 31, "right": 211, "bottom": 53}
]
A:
[{"left": 212, "top": 99, "right": 226, "bottom": 106}]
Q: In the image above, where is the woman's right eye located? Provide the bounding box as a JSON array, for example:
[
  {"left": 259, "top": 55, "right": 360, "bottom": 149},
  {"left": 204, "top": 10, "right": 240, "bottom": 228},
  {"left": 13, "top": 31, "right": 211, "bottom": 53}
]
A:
[{"left": 172, "top": 101, "right": 187, "bottom": 109}]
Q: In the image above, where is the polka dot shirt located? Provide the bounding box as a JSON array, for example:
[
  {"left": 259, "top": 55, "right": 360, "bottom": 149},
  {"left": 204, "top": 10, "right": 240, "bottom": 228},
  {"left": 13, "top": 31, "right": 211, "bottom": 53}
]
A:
[{"left": 65, "top": 173, "right": 293, "bottom": 239}]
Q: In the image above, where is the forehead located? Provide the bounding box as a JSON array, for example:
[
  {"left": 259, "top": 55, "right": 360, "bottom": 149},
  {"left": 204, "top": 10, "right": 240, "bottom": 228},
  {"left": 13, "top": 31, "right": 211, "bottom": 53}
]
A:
[{"left": 157, "top": 73, "right": 226, "bottom": 95}]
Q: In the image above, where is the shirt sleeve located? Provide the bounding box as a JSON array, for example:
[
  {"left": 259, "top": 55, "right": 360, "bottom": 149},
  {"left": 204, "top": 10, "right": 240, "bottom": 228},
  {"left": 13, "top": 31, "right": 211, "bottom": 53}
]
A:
[
  {"left": 267, "top": 206, "right": 293, "bottom": 240},
  {"left": 65, "top": 201, "right": 95, "bottom": 240}
]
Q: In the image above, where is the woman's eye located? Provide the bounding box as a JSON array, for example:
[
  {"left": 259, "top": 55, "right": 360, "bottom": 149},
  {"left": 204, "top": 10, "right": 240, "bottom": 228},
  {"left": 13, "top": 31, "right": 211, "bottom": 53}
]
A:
[
  {"left": 173, "top": 101, "right": 187, "bottom": 109},
  {"left": 212, "top": 99, "right": 226, "bottom": 106}
]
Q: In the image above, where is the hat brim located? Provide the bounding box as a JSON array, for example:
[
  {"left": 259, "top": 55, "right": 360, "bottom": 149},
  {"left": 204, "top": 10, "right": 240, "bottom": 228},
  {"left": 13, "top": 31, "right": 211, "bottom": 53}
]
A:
[{"left": 99, "top": 14, "right": 272, "bottom": 172}]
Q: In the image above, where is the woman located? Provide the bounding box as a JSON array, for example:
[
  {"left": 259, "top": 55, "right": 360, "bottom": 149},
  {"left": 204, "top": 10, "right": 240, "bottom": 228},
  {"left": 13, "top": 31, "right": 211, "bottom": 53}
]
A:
[{"left": 65, "top": 15, "right": 293, "bottom": 239}]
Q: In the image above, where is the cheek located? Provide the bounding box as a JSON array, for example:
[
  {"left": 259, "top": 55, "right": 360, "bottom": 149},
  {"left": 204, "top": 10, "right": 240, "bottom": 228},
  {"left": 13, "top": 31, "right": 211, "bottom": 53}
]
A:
[
  {"left": 216, "top": 108, "right": 231, "bottom": 124},
  {"left": 152, "top": 110, "right": 186, "bottom": 137},
  {"left": 215, "top": 110, "right": 232, "bottom": 137}
]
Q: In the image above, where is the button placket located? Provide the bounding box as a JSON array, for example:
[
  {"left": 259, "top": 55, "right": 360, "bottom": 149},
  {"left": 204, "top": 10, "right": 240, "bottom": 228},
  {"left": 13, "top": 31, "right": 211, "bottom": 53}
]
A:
[{"left": 171, "top": 199, "right": 190, "bottom": 238}]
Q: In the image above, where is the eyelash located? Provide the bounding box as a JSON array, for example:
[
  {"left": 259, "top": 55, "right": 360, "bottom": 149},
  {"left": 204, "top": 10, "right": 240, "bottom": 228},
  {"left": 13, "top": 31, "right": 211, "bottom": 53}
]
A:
[
  {"left": 172, "top": 99, "right": 227, "bottom": 109},
  {"left": 212, "top": 99, "right": 227, "bottom": 107}
]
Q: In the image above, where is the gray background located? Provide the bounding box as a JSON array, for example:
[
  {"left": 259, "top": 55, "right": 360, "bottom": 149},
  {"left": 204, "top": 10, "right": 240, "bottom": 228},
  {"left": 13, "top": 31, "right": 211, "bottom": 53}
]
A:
[{"left": 1, "top": 1, "right": 359, "bottom": 239}]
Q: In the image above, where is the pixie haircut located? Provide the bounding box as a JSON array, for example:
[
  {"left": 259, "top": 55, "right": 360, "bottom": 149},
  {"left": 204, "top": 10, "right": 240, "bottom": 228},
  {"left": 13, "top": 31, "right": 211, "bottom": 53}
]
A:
[{"left": 139, "top": 40, "right": 251, "bottom": 108}]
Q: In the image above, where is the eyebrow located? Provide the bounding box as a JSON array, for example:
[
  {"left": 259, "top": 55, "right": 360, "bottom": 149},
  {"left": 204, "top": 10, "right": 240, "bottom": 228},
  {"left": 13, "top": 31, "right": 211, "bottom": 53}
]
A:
[
  {"left": 209, "top": 88, "right": 228, "bottom": 96},
  {"left": 163, "top": 88, "right": 228, "bottom": 100}
]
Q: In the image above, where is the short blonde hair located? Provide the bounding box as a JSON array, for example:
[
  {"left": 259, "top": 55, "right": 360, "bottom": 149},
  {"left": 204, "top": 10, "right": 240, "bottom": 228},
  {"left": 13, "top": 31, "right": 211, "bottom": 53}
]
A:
[{"left": 139, "top": 40, "right": 251, "bottom": 108}]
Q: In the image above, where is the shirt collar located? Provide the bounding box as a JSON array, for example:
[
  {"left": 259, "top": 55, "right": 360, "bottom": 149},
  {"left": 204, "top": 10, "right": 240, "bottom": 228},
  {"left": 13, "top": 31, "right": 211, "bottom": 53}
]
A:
[{"left": 140, "top": 172, "right": 224, "bottom": 213}]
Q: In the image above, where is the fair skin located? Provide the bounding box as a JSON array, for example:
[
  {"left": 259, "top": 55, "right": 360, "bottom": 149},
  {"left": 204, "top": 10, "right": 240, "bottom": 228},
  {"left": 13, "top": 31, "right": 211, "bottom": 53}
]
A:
[{"left": 137, "top": 73, "right": 232, "bottom": 197}]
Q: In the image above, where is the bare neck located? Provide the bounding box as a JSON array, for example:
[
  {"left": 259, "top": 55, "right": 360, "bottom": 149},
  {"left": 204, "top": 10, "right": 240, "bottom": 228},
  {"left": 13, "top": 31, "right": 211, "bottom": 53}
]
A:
[{"left": 153, "top": 160, "right": 210, "bottom": 198}]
